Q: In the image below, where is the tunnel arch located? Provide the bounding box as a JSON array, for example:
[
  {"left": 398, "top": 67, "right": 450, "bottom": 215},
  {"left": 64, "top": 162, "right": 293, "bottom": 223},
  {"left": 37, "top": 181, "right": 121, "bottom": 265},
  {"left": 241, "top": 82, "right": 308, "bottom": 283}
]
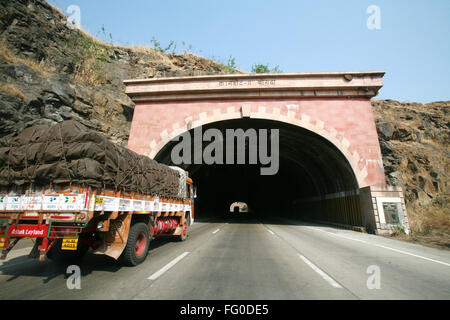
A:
[
  {"left": 153, "top": 116, "right": 365, "bottom": 227},
  {"left": 230, "top": 202, "right": 249, "bottom": 213},
  {"left": 147, "top": 106, "right": 368, "bottom": 188}
]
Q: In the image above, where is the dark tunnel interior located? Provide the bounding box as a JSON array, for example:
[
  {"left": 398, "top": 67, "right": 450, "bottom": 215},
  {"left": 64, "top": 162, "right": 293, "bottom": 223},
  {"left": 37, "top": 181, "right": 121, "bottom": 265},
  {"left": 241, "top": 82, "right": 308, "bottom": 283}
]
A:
[{"left": 155, "top": 118, "right": 363, "bottom": 226}]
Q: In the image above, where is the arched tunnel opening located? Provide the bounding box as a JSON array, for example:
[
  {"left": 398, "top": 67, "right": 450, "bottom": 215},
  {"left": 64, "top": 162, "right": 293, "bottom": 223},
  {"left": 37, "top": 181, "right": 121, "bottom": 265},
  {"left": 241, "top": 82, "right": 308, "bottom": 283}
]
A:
[
  {"left": 155, "top": 118, "right": 363, "bottom": 227},
  {"left": 230, "top": 202, "right": 250, "bottom": 214}
]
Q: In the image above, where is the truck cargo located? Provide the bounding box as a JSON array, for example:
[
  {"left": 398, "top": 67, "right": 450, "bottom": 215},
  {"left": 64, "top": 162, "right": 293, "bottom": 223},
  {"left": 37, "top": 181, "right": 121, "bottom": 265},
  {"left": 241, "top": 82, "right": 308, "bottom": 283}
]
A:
[{"left": 0, "top": 121, "right": 195, "bottom": 266}]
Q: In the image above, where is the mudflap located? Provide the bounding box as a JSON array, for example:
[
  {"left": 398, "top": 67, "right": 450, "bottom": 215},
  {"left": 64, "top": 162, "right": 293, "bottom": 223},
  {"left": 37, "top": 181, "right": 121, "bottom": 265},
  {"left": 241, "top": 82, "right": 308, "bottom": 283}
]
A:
[{"left": 93, "top": 213, "right": 132, "bottom": 260}]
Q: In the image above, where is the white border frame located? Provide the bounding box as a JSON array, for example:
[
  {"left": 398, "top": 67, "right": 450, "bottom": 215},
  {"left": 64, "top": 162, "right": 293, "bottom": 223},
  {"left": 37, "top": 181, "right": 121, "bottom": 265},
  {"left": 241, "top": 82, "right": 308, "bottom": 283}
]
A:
[{"left": 376, "top": 197, "right": 402, "bottom": 224}]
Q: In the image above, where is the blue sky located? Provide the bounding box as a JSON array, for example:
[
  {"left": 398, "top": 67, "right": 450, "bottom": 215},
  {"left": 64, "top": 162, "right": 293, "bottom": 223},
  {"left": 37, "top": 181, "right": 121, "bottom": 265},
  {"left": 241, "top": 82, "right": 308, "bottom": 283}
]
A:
[{"left": 48, "top": 0, "right": 450, "bottom": 103}]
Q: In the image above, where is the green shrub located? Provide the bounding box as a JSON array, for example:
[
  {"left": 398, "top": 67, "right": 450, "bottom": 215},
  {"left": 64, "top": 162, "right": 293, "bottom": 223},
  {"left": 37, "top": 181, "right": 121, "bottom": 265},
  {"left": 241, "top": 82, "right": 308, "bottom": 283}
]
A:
[{"left": 251, "top": 63, "right": 282, "bottom": 74}]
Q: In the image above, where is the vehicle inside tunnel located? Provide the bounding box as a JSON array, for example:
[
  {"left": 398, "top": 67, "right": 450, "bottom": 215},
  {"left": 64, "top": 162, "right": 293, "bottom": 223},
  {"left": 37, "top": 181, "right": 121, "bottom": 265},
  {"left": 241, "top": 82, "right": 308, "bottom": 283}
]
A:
[{"left": 154, "top": 118, "right": 363, "bottom": 227}]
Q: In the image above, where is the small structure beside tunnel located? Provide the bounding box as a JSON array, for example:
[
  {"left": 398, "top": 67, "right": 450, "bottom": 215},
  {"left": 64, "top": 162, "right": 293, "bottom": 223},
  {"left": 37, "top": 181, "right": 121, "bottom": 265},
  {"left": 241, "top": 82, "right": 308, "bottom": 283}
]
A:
[{"left": 125, "top": 71, "right": 409, "bottom": 235}]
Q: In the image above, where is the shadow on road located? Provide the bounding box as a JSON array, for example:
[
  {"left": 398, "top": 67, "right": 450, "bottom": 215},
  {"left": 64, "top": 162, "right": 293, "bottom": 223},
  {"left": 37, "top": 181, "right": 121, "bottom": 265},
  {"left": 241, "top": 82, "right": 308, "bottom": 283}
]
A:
[
  {"left": 0, "top": 250, "right": 122, "bottom": 283},
  {"left": 0, "top": 234, "right": 189, "bottom": 283}
]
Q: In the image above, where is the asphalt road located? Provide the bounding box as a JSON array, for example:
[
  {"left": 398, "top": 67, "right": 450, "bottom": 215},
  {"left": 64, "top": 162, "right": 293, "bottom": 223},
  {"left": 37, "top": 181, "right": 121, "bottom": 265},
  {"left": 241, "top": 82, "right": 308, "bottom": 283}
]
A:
[{"left": 0, "top": 216, "right": 449, "bottom": 300}]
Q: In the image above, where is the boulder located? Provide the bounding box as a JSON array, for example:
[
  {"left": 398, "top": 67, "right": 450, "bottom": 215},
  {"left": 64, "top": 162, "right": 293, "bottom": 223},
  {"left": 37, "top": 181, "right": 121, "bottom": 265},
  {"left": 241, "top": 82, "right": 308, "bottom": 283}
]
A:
[{"left": 376, "top": 121, "right": 394, "bottom": 140}]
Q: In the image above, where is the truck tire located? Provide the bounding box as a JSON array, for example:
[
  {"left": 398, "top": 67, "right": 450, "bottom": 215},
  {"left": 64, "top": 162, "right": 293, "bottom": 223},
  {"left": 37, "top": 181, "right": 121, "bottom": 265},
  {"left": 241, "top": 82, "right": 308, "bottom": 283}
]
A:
[
  {"left": 176, "top": 222, "right": 188, "bottom": 241},
  {"left": 47, "top": 238, "right": 89, "bottom": 263},
  {"left": 121, "top": 223, "right": 150, "bottom": 266}
]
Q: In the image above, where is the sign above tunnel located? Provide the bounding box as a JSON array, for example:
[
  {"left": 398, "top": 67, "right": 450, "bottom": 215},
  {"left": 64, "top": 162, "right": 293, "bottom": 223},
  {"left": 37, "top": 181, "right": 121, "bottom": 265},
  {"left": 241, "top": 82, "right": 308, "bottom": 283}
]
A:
[{"left": 124, "top": 71, "right": 385, "bottom": 102}]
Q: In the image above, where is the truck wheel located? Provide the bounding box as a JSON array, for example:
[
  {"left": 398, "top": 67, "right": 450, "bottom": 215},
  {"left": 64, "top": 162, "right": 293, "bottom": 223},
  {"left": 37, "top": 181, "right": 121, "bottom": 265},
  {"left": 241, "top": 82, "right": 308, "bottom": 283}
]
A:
[
  {"left": 121, "top": 223, "right": 150, "bottom": 266},
  {"left": 47, "top": 238, "right": 89, "bottom": 263},
  {"left": 177, "top": 222, "right": 188, "bottom": 241}
]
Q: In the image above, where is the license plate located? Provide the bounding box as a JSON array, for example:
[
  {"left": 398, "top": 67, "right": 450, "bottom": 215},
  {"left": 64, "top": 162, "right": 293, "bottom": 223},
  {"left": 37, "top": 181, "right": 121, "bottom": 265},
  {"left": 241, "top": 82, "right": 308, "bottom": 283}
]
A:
[
  {"left": 95, "top": 197, "right": 104, "bottom": 205},
  {"left": 61, "top": 238, "right": 78, "bottom": 251}
]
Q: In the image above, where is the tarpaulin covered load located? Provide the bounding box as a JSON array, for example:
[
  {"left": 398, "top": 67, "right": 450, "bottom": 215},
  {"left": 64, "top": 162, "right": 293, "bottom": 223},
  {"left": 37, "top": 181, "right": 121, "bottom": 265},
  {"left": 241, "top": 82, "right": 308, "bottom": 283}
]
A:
[
  {"left": 0, "top": 120, "right": 185, "bottom": 199},
  {"left": 170, "top": 166, "right": 187, "bottom": 199}
]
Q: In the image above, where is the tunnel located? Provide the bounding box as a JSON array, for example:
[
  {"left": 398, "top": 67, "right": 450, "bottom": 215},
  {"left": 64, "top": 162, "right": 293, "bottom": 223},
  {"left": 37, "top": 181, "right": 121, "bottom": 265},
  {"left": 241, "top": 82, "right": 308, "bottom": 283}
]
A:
[{"left": 154, "top": 118, "right": 363, "bottom": 227}]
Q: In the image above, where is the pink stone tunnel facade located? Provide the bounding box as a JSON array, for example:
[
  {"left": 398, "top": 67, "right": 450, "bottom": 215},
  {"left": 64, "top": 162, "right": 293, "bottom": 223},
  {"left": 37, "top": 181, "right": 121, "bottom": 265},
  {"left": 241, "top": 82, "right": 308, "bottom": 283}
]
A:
[
  {"left": 124, "top": 72, "right": 409, "bottom": 235},
  {"left": 127, "top": 97, "right": 385, "bottom": 189}
]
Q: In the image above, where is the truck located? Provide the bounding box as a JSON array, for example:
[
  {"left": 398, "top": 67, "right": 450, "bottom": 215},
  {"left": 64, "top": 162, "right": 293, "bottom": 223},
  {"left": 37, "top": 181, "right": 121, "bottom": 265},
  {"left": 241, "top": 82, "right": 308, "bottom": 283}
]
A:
[{"left": 0, "top": 121, "right": 196, "bottom": 266}]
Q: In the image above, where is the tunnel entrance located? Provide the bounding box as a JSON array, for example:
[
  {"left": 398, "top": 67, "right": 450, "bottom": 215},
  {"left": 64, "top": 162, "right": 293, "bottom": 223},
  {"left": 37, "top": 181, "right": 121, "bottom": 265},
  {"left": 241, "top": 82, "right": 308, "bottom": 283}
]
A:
[
  {"left": 230, "top": 202, "right": 250, "bottom": 214},
  {"left": 126, "top": 72, "right": 411, "bottom": 235},
  {"left": 154, "top": 118, "right": 362, "bottom": 227}
]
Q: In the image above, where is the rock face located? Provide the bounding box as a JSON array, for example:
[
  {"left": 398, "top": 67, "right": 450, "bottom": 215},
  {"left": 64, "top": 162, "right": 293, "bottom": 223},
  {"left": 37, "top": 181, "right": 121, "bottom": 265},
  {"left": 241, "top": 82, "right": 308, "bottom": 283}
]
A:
[
  {"left": 372, "top": 100, "right": 449, "bottom": 206},
  {"left": 373, "top": 100, "right": 449, "bottom": 245},
  {"left": 0, "top": 0, "right": 228, "bottom": 145}
]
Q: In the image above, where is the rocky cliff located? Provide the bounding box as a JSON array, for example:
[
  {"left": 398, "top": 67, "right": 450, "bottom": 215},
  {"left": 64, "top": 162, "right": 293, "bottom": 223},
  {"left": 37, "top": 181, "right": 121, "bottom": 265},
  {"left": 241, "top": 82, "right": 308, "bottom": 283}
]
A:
[
  {"left": 0, "top": 0, "right": 448, "bottom": 246},
  {"left": 0, "top": 0, "right": 228, "bottom": 145},
  {"left": 373, "top": 100, "right": 449, "bottom": 247}
]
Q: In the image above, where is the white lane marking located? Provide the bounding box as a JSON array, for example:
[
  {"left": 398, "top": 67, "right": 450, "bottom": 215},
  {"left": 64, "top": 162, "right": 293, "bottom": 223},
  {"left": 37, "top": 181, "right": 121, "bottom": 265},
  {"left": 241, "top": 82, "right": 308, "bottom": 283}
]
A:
[
  {"left": 148, "top": 252, "right": 190, "bottom": 280},
  {"left": 309, "top": 227, "right": 450, "bottom": 267},
  {"left": 268, "top": 229, "right": 275, "bottom": 235},
  {"left": 298, "top": 254, "right": 342, "bottom": 288},
  {"left": 212, "top": 229, "right": 220, "bottom": 234},
  {"left": 374, "top": 244, "right": 450, "bottom": 267}
]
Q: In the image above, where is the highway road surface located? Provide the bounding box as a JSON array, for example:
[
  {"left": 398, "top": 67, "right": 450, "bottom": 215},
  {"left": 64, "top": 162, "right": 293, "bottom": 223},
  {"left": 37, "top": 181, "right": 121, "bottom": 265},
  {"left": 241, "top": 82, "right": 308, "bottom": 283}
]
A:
[{"left": 0, "top": 216, "right": 449, "bottom": 300}]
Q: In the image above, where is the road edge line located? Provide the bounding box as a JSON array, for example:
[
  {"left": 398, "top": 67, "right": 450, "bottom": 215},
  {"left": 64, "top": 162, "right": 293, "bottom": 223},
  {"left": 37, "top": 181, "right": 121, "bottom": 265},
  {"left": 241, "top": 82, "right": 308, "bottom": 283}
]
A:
[{"left": 310, "top": 227, "right": 450, "bottom": 267}]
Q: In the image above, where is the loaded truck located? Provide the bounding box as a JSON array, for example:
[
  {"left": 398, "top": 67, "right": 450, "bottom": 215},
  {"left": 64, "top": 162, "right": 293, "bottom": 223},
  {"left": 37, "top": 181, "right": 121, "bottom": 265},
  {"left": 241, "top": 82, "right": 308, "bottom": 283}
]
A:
[{"left": 0, "top": 120, "right": 195, "bottom": 266}]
